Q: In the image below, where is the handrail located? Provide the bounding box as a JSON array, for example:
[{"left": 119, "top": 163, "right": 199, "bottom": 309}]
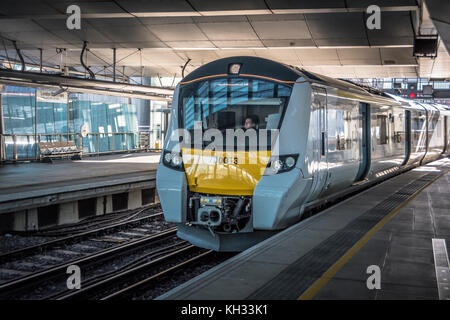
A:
[
  {"left": 0, "top": 132, "right": 137, "bottom": 136},
  {"left": 0, "top": 132, "right": 160, "bottom": 162}
]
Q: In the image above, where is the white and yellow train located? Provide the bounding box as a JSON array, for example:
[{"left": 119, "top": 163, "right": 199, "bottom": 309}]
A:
[{"left": 156, "top": 56, "right": 450, "bottom": 251}]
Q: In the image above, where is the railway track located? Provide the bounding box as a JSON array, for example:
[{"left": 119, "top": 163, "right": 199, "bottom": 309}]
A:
[
  {"left": 51, "top": 245, "right": 210, "bottom": 300},
  {"left": 0, "top": 228, "right": 180, "bottom": 299},
  {"left": 101, "top": 250, "right": 219, "bottom": 300},
  {"left": 28, "top": 206, "right": 161, "bottom": 237},
  {"left": 0, "top": 209, "right": 174, "bottom": 293},
  {"left": 0, "top": 203, "right": 235, "bottom": 300},
  {"left": 0, "top": 210, "right": 165, "bottom": 265}
]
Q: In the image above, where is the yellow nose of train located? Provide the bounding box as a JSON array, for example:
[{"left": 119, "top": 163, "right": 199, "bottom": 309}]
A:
[{"left": 182, "top": 148, "right": 272, "bottom": 196}]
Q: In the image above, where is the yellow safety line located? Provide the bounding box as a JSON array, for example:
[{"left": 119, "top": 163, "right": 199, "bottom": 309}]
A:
[{"left": 298, "top": 168, "right": 449, "bottom": 300}]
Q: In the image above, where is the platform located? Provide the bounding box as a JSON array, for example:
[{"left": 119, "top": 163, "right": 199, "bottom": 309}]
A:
[
  {"left": 158, "top": 158, "right": 450, "bottom": 300},
  {"left": 0, "top": 152, "right": 161, "bottom": 231}
]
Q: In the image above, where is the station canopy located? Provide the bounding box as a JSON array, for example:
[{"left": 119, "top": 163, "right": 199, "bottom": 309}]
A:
[{"left": 0, "top": 0, "right": 448, "bottom": 80}]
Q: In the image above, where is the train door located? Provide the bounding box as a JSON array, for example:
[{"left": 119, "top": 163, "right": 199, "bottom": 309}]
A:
[
  {"left": 420, "top": 103, "right": 441, "bottom": 163},
  {"left": 444, "top": 116, "right": 448, "bottom": 154},
  {"left": 407, "top": 107, "right": 427, "bottom": 165},
  {"left": 402, "top": 110, "right": 411, "bottom": 165},
  {"left": 308, "top": 87, "right": 328, "bottom": 199},
  {"left": 355, "top": 103, "right": 371, "bottom": 181}
]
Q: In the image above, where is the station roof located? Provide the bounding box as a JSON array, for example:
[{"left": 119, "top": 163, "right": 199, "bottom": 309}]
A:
[{"left": 0, "top": 0, "right": 448, "bottom": 80}]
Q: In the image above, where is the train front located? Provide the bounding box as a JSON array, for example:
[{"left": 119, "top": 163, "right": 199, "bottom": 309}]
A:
[{"left": 156, "top": 56, "right": 311, "bottom": 251}]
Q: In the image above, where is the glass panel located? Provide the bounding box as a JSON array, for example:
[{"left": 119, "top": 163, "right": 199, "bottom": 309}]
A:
[
  {"left": 1, "top": 86, "right": 37, "bottom": 159},
  {"left": 1, "top": 86, "right": 142, "bottom": 159},
  {"left": 376, "top": 115, "right": 388, "bottom": 145},
  {"left": 2, "top": 86, "right": 35, "bottom": 135},
  {"left": 180, "top": 77, "right": 292, "bottom": 133},
  {"left": 69, "top": 93, "right": 138, "bottom": 153},
  {"left": 36, "top": 89, "right": 68, "bottom": 139},
  {"left": 411, "top": 111, "right": 427, "bottom": 152}
]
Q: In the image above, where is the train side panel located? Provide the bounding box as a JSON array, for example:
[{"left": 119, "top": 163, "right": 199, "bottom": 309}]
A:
[
  {"left": 407, "top": 106, "right": 428, "bottom": 165},
  {"left": 156, "top": 87, "right": 188, "bottom": 224},
  {"left": 252, "top": 81, "right": 312, "bottom": 230},
  {"left": 367, "top": 103, "right": 404, "bottom": 178},
  {"left": 422, "top": 104, "right": 442, "bottom": 163},
  {"left": 318, "top": 87, "right": 363, "bottom": 197},
  {"left": 445, "top": 111, "right": 450, "bottom": 154},
  {"left": 426, "top": 104, "right": 447, "bottom": 161}
]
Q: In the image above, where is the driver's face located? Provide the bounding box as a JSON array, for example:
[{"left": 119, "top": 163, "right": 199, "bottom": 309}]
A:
[{"left": 245, "top": 118, "right": 255, "bottom": 129}]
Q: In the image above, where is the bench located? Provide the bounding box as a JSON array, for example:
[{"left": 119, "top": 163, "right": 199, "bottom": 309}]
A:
[{"left": 38, "top": 141, "right": 82, "bottom": 162}]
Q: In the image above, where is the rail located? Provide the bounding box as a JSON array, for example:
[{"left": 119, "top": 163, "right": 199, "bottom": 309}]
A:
[
  {"left": 0, "top": 227, "right": 179, "bottom": 299},
  {"left": 0, "top": 210, "right": 164, "bottom": 264}
]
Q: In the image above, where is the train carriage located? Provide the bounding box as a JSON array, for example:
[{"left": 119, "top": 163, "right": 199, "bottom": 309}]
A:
[{"left": 156, "top": 56, "right": 450, "bottom": 251}]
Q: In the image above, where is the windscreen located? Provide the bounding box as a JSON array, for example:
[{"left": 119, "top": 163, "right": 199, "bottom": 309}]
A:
[{"left": 180, "top": 78, "right": 292, "bottom": 133}]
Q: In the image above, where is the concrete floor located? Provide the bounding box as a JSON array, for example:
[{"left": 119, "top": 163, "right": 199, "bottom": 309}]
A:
[
  {"left": 315, "top": 167, "right": 450, "bottom": 300},
  {"left": 158, "top": 158, "right": 450, "bottom": 300},
  {"left": 0, "top": 152, "right": 160, "bottom": 203}
]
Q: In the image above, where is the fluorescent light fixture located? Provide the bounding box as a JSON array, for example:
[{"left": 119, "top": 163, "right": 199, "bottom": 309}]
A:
[{"left": 172, "top": 45, "right": 414, "bottom": 51}]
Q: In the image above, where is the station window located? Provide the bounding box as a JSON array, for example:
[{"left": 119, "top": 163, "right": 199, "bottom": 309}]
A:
[{"left": 376, "top": 115, "right": 388, "bottom": 145}]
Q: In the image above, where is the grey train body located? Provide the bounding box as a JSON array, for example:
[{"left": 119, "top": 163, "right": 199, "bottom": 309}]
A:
[{"left": 156, "top": 56, "right": 450, "bottom": 251}]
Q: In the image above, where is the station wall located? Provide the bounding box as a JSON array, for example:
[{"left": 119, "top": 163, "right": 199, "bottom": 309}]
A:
[{"left": 1, "top": 85, "right": 139, "bottom": 160}]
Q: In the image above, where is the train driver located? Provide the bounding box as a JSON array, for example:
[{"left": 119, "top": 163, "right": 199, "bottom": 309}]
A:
[{"left": 244, "top": 115, "right": 258, "bottom": 130}]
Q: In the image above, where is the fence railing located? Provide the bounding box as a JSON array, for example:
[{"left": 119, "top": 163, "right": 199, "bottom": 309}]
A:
[{"left": 0, "top": 132, "right": 159, "bottom": 161}]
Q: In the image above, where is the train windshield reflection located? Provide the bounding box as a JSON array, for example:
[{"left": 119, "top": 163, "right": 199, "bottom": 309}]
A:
[{"left": 180, "top": 78, "right": 292, "bottom": 134}]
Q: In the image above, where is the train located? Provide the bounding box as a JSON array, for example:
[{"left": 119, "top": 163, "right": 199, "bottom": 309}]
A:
[{"left": 156, "top": 56, "right": 450, "bottom": 251}]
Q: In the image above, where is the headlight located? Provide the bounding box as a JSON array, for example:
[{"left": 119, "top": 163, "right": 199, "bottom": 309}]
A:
[
  {"left": 172, "top": 153, "right": 183, "bottom": 166},
  {"left": 272, "top": 160, "right": 283, "bottom": 171},
  {"left": 162, "top": 149, "right": 184, "bottom": 171},
  {"left": 164, "top": 152, "right": 172, "bottom": 163},
  {"left": 285, "top": 156, "right": 296, "bottom": 168},
  {"left": 264, "top": 154, "right": 299, "bottom": 175}
]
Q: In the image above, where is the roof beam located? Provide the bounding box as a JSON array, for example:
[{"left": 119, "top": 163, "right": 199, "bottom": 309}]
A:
[
  {"left": 0, "top": 69, "right": 173, "bottom": 101},
  {"left": 0, "top": 3, "right": 419, "bottom": 20}
]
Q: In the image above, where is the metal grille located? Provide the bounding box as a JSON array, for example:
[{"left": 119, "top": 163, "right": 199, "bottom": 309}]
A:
[{"left": 432, "top": 239, "right": 450, "bottom": 300}]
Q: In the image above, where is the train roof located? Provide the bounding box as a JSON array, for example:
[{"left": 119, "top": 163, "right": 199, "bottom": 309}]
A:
[
  {"left": 181, "top": 56, "right": 449, "bottom": 111},
  {"left": 181, "top": 56, "right": 397, "bottom": 101},
  {"left": 181, "top": 56, "right": 303, "bottom": 84},
  {"left": 182, "top": 56, "right": 370, "bottom": 92}
]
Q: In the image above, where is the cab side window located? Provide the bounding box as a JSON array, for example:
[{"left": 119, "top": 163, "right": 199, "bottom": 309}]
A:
[{"left": 376, "top": 115, "right": 388, "bottom": 145}]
